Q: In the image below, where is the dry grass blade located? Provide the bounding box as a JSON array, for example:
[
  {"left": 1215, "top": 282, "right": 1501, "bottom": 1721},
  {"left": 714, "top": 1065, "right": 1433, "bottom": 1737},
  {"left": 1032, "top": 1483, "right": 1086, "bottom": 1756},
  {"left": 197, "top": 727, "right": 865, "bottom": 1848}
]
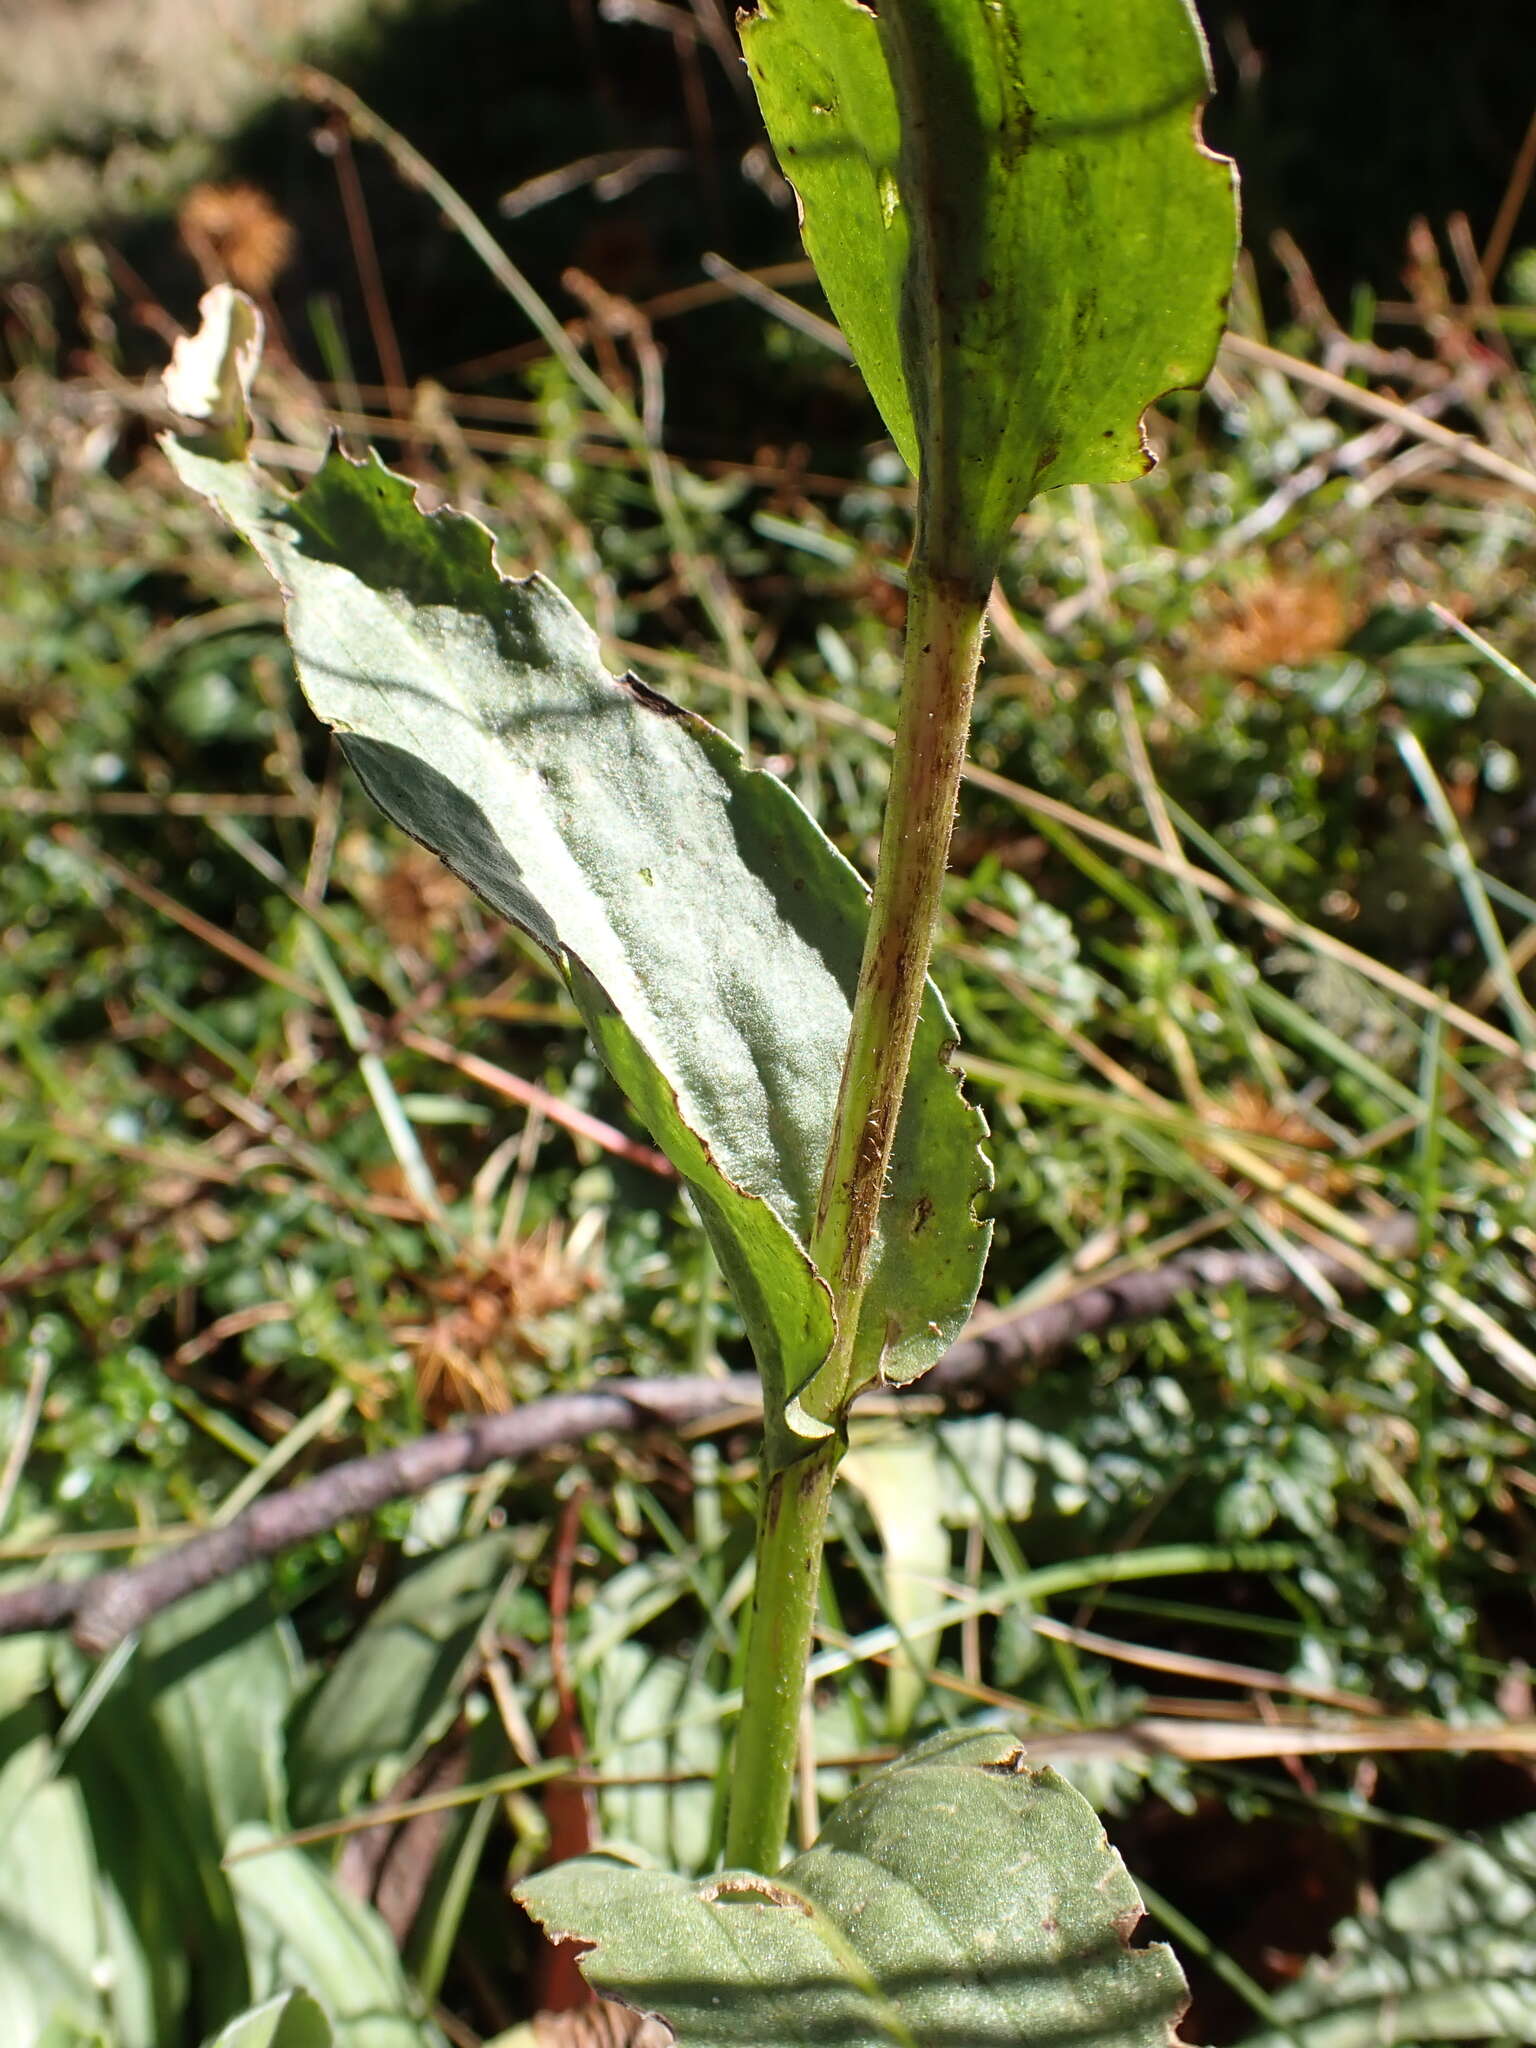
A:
[
  {"left": 0, "top": 1355, "right": 50, "bottom": 1533},
  {"left": 1482, "top": 107, "right": 1536, "bottom": 288},
  {"left": 1037, "top": 1718, "right": 1536, "bottom": 1763},
  {"left": 1221, "top": 331, "right": 1536, "bottom": 497},
  {"left": 44, "top": 831, "right": 673, "bottom": 1179},
  {"left": 400, "top": 1032, "right": 674, "bottom": 1178},
  {"left": 0, "top": 791, "right": 307, "bottom": 817},
  {"left": 60, "top": 827, "right": 321, "bottom": 1003},
  {"left": 1025, "top": 1615, "right": 1384, "bottom": 1716},
  {"left": 699, "top": 249, "right": 852, "bottom": 358}
]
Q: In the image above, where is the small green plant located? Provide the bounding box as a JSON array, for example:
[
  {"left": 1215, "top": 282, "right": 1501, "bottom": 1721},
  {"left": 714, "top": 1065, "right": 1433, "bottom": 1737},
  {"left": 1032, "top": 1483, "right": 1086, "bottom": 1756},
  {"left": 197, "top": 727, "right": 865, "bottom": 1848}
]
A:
[
  {"left": 0, "top": 1554, "right": 543, "bottom": 2048},
  {"left": 163, "top": 0, "right": 1237, "bottom": 2036}
]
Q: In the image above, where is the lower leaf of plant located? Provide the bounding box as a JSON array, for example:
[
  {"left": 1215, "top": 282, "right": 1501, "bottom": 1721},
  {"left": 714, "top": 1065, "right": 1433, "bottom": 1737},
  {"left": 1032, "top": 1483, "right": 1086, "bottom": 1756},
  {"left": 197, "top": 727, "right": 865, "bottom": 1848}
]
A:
[{"left": 517, "top": 1729, "right": 1190, "bottom": 2048}]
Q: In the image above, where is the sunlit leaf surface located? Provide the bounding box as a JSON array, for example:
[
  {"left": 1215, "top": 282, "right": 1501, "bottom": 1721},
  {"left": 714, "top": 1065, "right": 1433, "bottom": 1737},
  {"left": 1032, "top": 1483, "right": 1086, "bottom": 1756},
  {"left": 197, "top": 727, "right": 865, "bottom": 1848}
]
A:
[{"left": 520, "top": 1730, "right": 1189, "bottom": 2048}]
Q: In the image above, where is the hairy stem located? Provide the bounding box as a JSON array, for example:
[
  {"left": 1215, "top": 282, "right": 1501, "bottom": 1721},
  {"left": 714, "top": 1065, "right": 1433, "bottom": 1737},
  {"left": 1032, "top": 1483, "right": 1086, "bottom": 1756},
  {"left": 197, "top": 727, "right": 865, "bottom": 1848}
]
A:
[
  {"left": 724, "top": 540, "right": 988, "bottom": 1870},
  {"left": 808, "top": 557, "right": 987, "bottom": 1392}
]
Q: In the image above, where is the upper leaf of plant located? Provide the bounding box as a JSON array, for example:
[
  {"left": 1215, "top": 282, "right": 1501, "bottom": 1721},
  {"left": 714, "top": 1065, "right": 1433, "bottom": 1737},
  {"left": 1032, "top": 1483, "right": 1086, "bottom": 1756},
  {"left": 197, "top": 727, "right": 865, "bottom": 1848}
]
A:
[
  {"left": 165, "top": 291, "right": 991, "bottom": 1444},
  {"left": 741, "top": 0, "right": 1238, "bottom": 589},
  {"left": 518, "top": 1729, "right": 1190, "bottom": 2047}
]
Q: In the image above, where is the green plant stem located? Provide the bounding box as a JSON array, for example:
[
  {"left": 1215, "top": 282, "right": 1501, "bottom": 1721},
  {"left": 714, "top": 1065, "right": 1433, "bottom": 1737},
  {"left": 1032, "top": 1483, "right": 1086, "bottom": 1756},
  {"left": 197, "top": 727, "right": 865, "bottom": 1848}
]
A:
[
  {"left": 724, "top": 542, "right": 988, "bottom": 1872},
  {"left": 723, "top": 1437, "right": 840, "bottom": 1871}
]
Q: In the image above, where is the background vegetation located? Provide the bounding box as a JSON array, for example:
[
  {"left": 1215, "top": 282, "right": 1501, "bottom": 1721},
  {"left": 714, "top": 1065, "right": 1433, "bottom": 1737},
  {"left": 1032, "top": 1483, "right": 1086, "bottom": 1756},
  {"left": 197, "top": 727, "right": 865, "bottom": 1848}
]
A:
[{"left": 4, "top": 3, "right": 1536, "bottom": 2043}]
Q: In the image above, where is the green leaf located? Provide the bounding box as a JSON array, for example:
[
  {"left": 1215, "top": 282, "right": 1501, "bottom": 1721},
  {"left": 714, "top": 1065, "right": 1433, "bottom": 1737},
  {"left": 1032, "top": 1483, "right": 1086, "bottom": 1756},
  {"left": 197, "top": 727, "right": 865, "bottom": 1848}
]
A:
[
  {"left": 518, "top": 1729, "right": 1189, "bottom": 2047},
  {"left": 130, "top": 1572, "right": 300, "bottom": 1846},
  {"left": 31, "top": 2022, "right": 110, "bottom": 2048},
  {"left": 66, "top": 1723, "right": 209, "bottom": 2040},
  {"left": 63, "top": 1575, "right": 300, "bottom": 2034},
  {"left": 840, "top": 1426, "right": 950, "bottom": 1734},
  {"left": 287, "top": 1535, "right": 517, "bottom": 1828},
  {"left": 0, "top": 1779, "right": 110, "bottom": 2048},
  {"left": 932, "top": 1414, "right": 1091, "bottom": 1526},
  {"left": 591, "top": 1643, "right": 726, "bottom": 1874},
  {"left": 167, "top": 423, "right": 990, "bottom": 1441},
  {"left": 742, "top": 0, "right": 1238, "bottom": 587},
  {"left": 742, "top": 0, "right": 913, "bottom": 470},
  {"left": 1238, "top": 1807, "right": 1536, "bottom": 2046},
  {"left": 0, "top": 1648, "right": 56, "bottom": 1840},
  {"left": 0, "top": 1748, "right": 156, "bottom": 2048},
  {"left": 203, "top": 1992, "right": 335, "bottom": 2048},
  {"left": 227, "top": 1828, "right": 445, "bottom": 2048}
]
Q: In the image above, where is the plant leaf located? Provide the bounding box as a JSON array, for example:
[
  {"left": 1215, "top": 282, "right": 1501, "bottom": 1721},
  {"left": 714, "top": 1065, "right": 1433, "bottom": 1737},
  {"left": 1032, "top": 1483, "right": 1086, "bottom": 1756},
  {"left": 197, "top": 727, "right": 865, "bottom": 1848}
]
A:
[
  {"left": 287, "top": 1535, "right": 517, "bottom": 1828},
  {"left": 65, "top": 1573, "right": 300, "bottom": 2030},
  {"left": 227, "top": 1828, "right": 445, "bottom": 2048},
  {"left": 1238, "top": 1807, "right": 1536, "bottom": 2046},
  {"left": 742, "top": 0, "right": 1238, "bottom": 585},
  {"left": 591, "top": 1643, "right": 726, "bottom": 1874},
  {"left": 518, "top": 1729, "right": 1189, "bottom": 2047},
  {"left": 167, "top": 418, "right": 990, "bottom": 1438},
  {"left": 0, "top": 1750, "right": 158, "bottom": 2048},
  {"left": 840, "top": 1426, "right": 950, "bottom": 1734},
  {"left": 203, "top": 1992, "right": 335, "bottom": 2048},
  {"left": 128, "top": 1571, "right": 300, "bottom": 1846},
  {"left": 0, "top": 1778, "right": 110, "bottom": 2048},
  {"left": 742, "top": 0, "right": 914, "bottom": 471}
]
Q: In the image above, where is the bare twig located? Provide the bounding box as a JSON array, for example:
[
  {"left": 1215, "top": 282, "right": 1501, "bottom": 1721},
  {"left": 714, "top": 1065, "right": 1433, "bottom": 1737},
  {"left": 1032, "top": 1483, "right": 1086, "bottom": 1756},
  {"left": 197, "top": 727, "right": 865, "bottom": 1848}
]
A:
[
  {"left": 1, "top": 1382, "right": 757, "bottom": 1652},
  {"left": 0, "top": 1229, "right": 1413, "bottom": 1654},
  {"left": 922, "top": 1226, "right": 1413, "bottom": 1394}
]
